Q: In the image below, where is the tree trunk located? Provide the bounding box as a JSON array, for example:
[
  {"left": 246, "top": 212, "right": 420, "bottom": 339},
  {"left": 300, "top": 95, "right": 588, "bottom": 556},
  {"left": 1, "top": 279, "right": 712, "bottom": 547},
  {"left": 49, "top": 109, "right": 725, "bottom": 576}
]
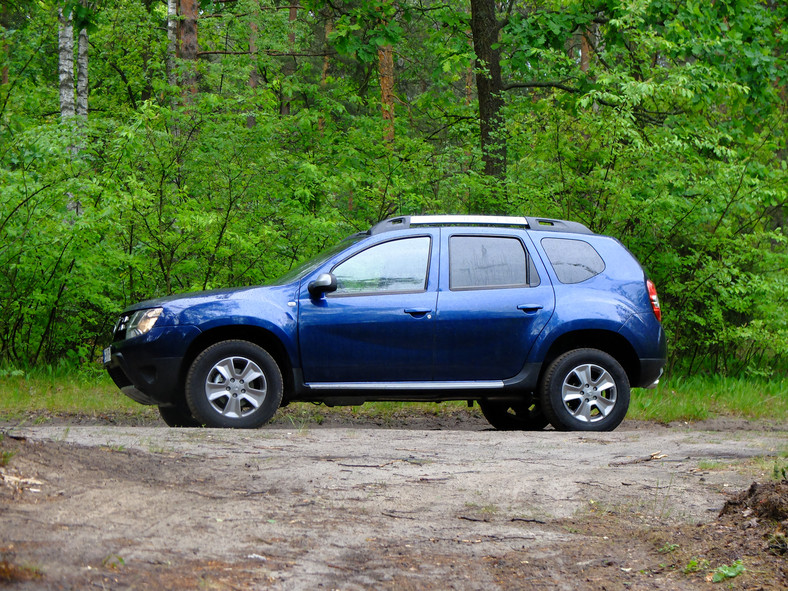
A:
[
  {"left": 0, "top": 3, "right": 7, "bottom": 85},
  {"left": 378, "top": 43, "right": 395, "bottom": 142},
  {"left": 247, "top": 20, "right": 259, "bottom": 128},
  {"left": 76, "top": 27, "right": 88, "bottom": 119},
  {"left": 318, "top": 14, "right": 333, "bottom": 132},
  {"left": 58, "top": 6, "right": 75, "bottom": 120},
  {"left": 1, "top": 42, "right": 7, "bottom": 85},
  {"left": 280, "top": 3, "right": 299, "bottom": 116},
  {"left": 166, "top": 0, "right": 178, "bottom": 88},
  {"left": 470, "top": 0, "right": 506, "bottom": 179},
  {"left": 178, "top": 0, "right": 199, "bottom": 98}
]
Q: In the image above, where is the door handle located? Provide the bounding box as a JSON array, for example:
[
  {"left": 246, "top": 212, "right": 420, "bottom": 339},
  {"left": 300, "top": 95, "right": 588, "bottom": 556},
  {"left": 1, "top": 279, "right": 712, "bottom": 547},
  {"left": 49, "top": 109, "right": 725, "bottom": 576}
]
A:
[
  {"left": 405, "top": 308, "right": 433, "bottom": 318},
  {"left": 517, "top": 304, "right": 544, "bottom": 313}
]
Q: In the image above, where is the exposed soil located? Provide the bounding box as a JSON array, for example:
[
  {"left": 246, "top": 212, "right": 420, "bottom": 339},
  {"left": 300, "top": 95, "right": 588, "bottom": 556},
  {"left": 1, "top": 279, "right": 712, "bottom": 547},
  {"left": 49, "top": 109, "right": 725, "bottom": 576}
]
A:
[{"left": 0, "top": 413, "right": 786, "bottom": 590}]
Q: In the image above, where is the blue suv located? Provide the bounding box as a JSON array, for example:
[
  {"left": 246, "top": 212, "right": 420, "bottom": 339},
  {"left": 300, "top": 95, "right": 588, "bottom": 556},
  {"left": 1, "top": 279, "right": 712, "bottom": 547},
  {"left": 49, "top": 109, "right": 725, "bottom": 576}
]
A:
[{"left": 104, "top": 215, "right": 666, "bottom": 431}]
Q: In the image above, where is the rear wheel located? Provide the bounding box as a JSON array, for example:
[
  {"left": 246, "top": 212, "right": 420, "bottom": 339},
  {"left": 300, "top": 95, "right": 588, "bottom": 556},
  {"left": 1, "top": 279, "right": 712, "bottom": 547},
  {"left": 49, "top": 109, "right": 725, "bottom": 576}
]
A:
[
  {"left": 479, "top": 399, "right": 549, "bottom": 431},
  {"left": 185, "top": 340, "right": 283, "bottom": 429},
  {"left": 539, "top": 349, "right": 629, "bottom": 432}
]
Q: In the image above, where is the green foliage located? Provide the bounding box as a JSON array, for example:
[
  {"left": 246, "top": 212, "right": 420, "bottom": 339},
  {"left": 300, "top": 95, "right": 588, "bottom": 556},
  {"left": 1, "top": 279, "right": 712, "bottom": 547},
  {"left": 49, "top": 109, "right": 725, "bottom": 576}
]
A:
[
  {"left": 711, "top": 560, "right": 745, "bottom": 583},
  {"left": 0, "top": 0, "right": 785, "bottom": 378},
  {"left": 773, "top": 464, "right": 787, "bottom": 482},
  {"left": 682, "top": 557, "right": 710, "bottom": 574},
  {"left": 501, "top": 0, "right": 787, "bottom": 377},
  {"left": 0, "top": 433, "right": 15, "bottom": 467}
]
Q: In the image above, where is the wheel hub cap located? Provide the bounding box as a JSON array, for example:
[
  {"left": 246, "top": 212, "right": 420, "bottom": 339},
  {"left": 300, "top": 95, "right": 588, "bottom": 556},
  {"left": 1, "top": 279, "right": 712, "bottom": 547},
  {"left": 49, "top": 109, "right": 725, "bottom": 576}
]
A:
[
  {"left": 561, "top": 363, "right": 617, "bottom": 423},
  {"left": 204, "top": 356, "right": 268, "bottom": 419}
]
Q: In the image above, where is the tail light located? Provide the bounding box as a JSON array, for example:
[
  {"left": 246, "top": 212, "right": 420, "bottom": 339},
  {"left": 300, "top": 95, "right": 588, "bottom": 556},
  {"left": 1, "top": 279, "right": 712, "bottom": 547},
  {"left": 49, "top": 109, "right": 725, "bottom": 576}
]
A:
[{"left": 647, "top": 279, "right": 662, "bottom": 322}]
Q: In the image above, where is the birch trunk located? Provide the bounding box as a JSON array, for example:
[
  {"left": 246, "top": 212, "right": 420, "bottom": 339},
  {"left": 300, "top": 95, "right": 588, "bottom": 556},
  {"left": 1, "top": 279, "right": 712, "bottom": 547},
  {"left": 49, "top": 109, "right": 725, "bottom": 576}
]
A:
[
  {"left": 76, "top": 27, "right": 88, "bottom": 119},
  {"left": 58, "top": 6, "right": 75, "bottom": 120}
]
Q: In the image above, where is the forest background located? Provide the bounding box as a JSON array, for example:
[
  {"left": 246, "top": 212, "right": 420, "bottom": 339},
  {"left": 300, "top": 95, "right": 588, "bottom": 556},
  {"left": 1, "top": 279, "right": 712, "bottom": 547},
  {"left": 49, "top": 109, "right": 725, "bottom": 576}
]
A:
[{"left": 0, "top": 0, "right": 786, "bottom": 380}]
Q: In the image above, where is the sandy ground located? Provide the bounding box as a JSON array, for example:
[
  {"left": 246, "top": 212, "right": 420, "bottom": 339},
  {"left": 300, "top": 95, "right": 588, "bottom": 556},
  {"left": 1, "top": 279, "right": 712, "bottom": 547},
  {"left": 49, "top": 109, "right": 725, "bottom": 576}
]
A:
[{"left": 0, "top": 416, "right": 786, "bottom": 590}]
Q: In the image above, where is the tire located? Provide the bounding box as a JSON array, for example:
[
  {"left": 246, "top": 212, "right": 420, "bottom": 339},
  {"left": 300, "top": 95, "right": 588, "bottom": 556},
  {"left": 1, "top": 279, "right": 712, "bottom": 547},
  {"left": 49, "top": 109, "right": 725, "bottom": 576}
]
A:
[
  {"left": 479, "top": 399, "right": 549, "bottom": 431},
  {"left": 185, "top": 340, "right": 283, "bottom": 429},
  {"left": 539, "top": 349, "right": 630, "bottom": 432},
  {"left": 158, "top": 404, "right": 202, "bottom": 428}
]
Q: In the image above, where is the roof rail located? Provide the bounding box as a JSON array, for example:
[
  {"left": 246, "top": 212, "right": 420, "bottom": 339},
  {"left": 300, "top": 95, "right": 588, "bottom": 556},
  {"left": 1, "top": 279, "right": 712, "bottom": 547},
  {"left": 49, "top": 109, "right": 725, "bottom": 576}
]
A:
[{"left": 369, "top": 215, "right": 592, "bottom": 235}]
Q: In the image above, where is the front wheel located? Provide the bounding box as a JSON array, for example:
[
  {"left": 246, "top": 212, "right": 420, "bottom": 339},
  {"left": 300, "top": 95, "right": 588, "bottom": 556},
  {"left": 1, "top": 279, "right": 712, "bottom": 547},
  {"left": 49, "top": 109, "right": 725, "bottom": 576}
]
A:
[
  {"left": 539, "top": 349, "right": 630, "bottom": 432},
  {"left": 479, "top": 399, "right": 549, "bottom": 431},
  {"left": 158, "top": 403, "right": 202, "bottom": 428},
  {"left": 185, "top": 340, "right": 283, "bottom": 429}
]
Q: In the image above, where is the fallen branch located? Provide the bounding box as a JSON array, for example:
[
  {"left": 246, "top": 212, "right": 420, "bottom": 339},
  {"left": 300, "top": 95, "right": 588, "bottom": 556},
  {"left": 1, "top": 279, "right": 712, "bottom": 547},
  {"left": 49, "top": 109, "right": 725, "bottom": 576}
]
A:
[
  {"left": 337, "top": 461, "right": 398, "bottom": 468},
  {"left": 609, "top": 451, "right": 668, "bottom": 466},
  {"left": 511, "top": 517, "right": 546, "bottom": 524},
  {"left": 382, "top": 511, "right": 418, "bottom": 520}
]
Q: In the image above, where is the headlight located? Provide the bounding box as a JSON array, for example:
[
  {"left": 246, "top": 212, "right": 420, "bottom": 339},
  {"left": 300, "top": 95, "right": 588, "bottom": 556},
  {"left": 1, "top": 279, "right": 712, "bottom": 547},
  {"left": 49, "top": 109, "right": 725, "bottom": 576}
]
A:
[{"left": 126, "top": 308, "right": 163, "bottom": 338}]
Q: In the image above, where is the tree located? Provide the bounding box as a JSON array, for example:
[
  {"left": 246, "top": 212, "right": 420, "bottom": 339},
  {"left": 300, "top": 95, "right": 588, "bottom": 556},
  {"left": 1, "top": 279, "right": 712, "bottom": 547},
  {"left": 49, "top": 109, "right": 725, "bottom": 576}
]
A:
[
  {"left": 469, "top": 0, "right": 505, "bottom": 179},
  {"left": 58, "top": 4, "right": 75, "bottom": 119},
  {"left": 0, "top": 0, "right": 785, "bottom": 376},
  {"left": 178, "top": 0, "right": 199, "bottom": 98},
  {"left": 0, "top": 3, "right": 9, "bottom": 86}
]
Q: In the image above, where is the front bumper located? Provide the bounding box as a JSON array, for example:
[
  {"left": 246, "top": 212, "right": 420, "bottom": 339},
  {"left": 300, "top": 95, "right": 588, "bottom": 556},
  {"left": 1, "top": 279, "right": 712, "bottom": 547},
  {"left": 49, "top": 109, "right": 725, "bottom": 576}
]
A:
[{"left": 103, "top": 325, "right": 201, "bottom": 406}]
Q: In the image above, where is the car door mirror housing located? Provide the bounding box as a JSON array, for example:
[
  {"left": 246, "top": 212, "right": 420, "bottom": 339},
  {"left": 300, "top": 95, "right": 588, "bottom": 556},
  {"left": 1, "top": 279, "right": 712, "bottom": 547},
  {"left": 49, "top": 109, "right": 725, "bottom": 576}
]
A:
[{"left": 308, "top": 273, "right": 337, "bottom": 298}]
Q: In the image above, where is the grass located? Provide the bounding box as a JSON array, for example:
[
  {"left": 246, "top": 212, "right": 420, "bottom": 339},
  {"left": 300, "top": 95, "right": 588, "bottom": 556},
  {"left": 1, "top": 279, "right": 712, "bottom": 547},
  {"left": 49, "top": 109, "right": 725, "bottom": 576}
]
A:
[
  {"left": 0, "top": 368, "right": 785, "bottom": 426},
  {"left": 629, "top": 375, "right": 788, "bottom": 423},
  {"left": 0, "top": 369, "right": 158, "bottom": 421}
]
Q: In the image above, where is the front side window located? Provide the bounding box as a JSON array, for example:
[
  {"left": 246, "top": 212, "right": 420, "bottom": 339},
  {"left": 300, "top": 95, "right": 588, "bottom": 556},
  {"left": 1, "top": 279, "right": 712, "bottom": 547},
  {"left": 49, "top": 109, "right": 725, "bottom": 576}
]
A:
[
  {"left": 541, "top": 238, "right": 605, "bottom": 284},
  {"left": 332, "top": 236, "right": 431, "bottom": 295},
  {"left": 450, "top": 236, "right": 535, "bottom": 290}
]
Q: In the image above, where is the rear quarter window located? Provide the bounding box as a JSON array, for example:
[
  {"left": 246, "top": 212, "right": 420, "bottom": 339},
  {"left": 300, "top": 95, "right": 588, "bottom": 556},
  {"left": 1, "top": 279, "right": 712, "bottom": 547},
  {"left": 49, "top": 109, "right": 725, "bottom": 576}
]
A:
[{"left": 541, "top": 238, "right": 605, "bottom": 284}]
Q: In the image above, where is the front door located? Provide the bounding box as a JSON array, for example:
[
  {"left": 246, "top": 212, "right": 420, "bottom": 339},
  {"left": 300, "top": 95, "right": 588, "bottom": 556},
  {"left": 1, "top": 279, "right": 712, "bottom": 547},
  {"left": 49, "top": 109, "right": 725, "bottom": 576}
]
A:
[{"left": 298, "top": 233, "right": 439, "bottom": 383}]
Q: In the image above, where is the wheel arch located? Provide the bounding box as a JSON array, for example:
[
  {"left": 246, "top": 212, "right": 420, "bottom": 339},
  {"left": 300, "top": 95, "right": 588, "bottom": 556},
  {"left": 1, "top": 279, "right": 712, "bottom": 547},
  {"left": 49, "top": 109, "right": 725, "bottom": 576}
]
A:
[
  {"left": 179, "top": 325, "right": 295, "bottom": 401},
  {"left": 540, "top": 330, "right": 640, "bottom": 387}
]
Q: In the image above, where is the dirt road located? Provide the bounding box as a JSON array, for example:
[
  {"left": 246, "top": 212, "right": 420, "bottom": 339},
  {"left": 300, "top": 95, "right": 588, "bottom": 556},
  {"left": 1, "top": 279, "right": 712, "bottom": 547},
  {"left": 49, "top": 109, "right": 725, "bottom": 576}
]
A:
[{"left": 1, "top": 417, "right": 786, "bottom": 589}]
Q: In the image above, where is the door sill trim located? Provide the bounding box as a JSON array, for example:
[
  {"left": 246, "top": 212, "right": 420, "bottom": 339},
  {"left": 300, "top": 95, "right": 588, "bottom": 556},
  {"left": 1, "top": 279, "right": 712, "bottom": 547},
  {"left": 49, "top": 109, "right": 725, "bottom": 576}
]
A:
[{"left": 305, "top": 381, "right": 504, "bottom": 391}]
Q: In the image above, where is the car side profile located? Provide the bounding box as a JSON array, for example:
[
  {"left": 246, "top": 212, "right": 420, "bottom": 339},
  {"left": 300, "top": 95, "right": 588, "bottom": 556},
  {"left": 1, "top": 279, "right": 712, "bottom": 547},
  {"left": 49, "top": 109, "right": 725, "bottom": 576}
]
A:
[{"left": 104, "top": 215, "right": 667, "bottom": 431}]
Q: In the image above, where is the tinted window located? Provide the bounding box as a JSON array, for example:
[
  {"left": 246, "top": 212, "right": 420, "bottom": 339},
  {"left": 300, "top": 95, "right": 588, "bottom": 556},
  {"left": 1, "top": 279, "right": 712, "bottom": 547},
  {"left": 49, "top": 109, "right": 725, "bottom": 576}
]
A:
[
  {"left": 541, "top": 238, "right": 605, "bottom": 283},
  {"left": 450, "top": 236, "right": 534, "bottom": 289},
  {"left": 333, "top": 237, "right": 431, "bottom": 295}
]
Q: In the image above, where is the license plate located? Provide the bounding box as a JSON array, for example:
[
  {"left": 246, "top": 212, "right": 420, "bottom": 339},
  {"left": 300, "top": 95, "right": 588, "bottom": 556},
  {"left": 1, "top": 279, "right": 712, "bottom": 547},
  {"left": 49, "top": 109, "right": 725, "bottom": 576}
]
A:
[{"left": 103, "top": 347, "right": 112, "bottom": 365}]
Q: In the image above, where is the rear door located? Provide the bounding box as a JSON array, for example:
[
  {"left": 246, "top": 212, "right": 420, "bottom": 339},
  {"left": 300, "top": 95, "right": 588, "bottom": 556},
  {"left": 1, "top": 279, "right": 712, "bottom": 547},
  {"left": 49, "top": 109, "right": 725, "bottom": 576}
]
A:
[{"left": 432, "top": 230, "right": 555, "bottom": 380}]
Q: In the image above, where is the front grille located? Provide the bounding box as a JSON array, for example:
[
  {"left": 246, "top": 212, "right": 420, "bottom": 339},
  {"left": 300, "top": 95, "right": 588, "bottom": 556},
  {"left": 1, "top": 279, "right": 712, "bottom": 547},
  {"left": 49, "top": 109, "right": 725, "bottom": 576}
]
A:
[{"left": 112, "top": 314, "right": 130, "bottom": 342}]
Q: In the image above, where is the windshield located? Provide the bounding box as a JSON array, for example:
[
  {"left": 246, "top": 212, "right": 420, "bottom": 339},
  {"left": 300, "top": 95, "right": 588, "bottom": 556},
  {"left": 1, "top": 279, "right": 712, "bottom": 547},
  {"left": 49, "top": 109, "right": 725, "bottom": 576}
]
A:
[{"left": 270, "top": 233, "right": 367, "bottom": 285}]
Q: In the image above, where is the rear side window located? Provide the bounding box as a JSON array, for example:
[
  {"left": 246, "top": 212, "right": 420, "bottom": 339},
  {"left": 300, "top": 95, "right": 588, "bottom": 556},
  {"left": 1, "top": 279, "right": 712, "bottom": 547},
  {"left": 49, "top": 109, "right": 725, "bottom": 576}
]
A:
[
  {"left": 541, "top": 238, "right": 605, "bottom": 284},
  {"left": 450, "top": 236, "right": 538, "bottom": 289}
]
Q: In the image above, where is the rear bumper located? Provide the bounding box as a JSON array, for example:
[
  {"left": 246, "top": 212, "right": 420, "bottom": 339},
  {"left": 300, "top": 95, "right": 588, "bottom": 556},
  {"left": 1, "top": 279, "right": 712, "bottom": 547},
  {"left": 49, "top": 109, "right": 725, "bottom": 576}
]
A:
[{"left": 637, "top": 358, "right": 666, "bottom": 389}]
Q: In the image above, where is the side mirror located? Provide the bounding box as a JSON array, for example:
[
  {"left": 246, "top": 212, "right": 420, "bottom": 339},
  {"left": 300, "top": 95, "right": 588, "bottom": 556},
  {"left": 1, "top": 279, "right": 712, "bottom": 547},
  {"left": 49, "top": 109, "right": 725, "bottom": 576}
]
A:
[{"left": 308, "top": 273, "right": 337, "bottom": 298}]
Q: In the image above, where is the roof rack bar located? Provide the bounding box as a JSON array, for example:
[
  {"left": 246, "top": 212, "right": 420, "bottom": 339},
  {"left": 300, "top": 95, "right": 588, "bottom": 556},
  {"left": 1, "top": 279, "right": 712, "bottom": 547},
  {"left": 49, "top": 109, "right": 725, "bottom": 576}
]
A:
[
  {"left": 410, "top": 215, "right": 529, "bottom": 227},
  {"left": 368, "top": 215, "right": 593, "bottom": 235}
]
